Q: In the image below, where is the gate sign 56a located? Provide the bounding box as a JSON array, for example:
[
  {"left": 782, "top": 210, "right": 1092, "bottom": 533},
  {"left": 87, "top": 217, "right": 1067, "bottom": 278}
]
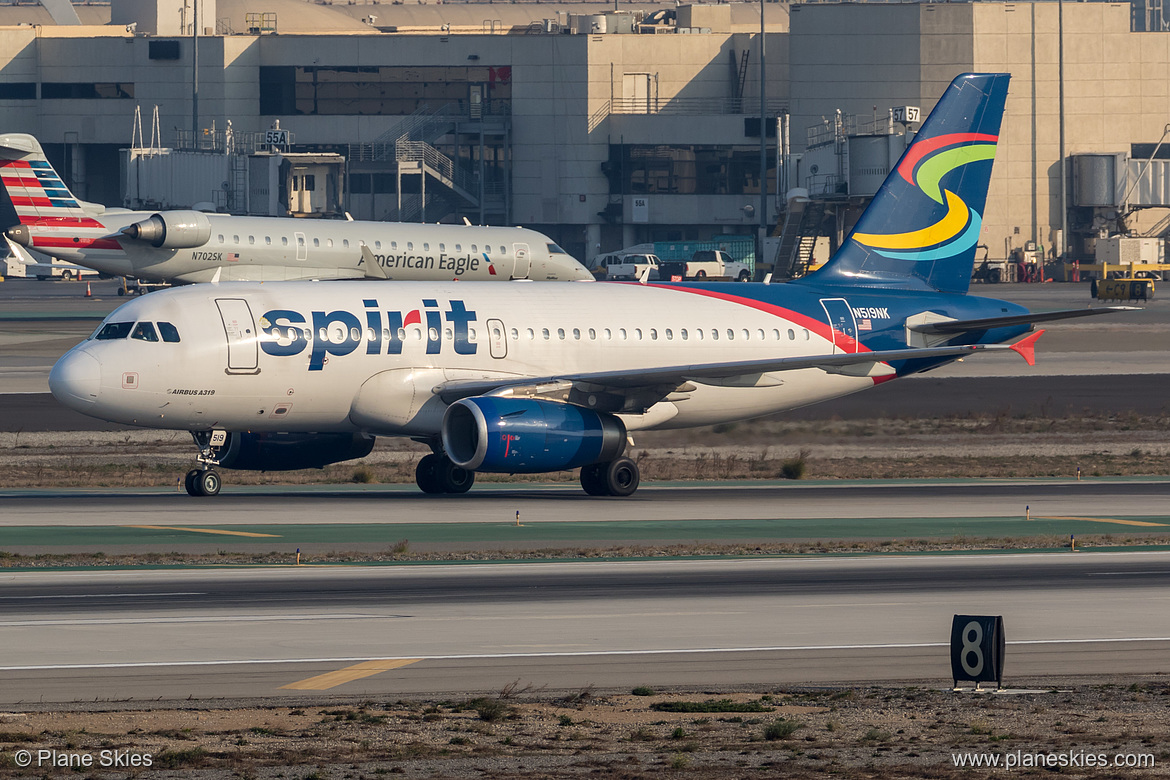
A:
[{"left": 950, "top": 614, "right": 1005, "bottom": 689}]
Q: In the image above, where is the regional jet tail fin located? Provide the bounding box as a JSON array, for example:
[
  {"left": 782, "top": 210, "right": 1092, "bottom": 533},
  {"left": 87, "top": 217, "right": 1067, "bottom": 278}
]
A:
[
  {"left": 794, "top": 73, "right": 1011, "bottom": 295},
  {"left": 0, "top": 133, "right": 105, "bottom": 224}
]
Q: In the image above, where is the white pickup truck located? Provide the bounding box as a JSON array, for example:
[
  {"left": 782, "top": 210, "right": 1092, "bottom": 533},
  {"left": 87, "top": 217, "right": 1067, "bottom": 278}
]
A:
[
  {"left": 591, "top": 252, "right": 661, "bottom": 281},
  {"left": 661, "top": 250, "right": 752, "bottom": 281}
]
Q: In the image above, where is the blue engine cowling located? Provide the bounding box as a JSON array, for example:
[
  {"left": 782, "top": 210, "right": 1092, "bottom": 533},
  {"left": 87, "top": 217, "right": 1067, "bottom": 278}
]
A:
[
  {"left": 215, "top": 432, "right": 375, "bottom": 471},
  {"left": 442, "top": 397, "right": 626, "bottom": 473}
]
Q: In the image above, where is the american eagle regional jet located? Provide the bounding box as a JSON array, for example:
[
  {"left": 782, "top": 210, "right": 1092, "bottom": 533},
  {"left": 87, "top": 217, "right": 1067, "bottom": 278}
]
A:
[
  {"left": 50, "top": 74, "right": 1127, "bottom": 497},
  {"left": 0, "top": 133, "right": 591, "bottom": 283}
]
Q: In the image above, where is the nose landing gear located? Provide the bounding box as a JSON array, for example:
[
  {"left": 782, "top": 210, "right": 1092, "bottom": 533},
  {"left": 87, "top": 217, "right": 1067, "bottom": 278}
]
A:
[
  {"left": 183, "top": 430, "right": 226, "bottom": 496},
  {"left": 184, "top": 467, "right": 222, "bottom": 497}
]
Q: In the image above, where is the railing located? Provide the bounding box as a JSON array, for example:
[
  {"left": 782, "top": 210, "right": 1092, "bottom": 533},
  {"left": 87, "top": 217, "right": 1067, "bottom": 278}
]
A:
[
  {"left": 172, "top": 129, "right": 294, "bottom": 154},
  {"left": 807, "top": 112, "right": 900, "bottom": 148},
  {"left": 396, "top": 137, "right": 479, "bottom": 198},
  {"left": 805, "top": 173, "right": 845, "bottom": 197},
  {"left": 590, "top": 96, "right": 787, "bottom": 131},
  {"left": 245, "top": 12, "right": 277, "bottom": 33},
  {"left": 606, "top": 96, "right": 788, "bottom": 116}
]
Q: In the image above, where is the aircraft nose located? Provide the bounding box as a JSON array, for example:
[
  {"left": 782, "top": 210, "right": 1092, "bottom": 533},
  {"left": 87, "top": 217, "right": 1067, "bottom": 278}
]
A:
[
  {"left": 49, "top": 349, "right": 102, "bottom": 410},
  {"left": 563, "top": 259, "right": 596, "bottom": 282}
]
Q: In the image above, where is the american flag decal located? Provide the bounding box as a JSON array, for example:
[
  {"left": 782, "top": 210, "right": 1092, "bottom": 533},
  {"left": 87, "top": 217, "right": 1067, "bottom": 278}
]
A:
[{"left": 858, "top": 318, "right": 872, "bottom": 331}]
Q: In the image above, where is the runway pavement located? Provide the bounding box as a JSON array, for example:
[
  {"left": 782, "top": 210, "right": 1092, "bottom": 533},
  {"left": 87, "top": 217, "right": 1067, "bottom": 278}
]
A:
[
  {"left": 1, "top": 480, "right": 1168, "bottom": 561},
  {"left": 0, "top": 553, "right": 1167, "bottom": 703}
]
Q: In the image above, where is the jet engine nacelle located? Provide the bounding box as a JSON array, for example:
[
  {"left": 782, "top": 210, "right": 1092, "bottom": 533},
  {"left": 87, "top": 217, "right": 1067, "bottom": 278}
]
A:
[
  {"left": 215, "top": 432, "right": 375, "bottom": 471},
  {"left": 442, "top": 396, "right": 626, "bottom": 473},
  {"left": 121, "top": 210, "right": 213, "bottom": 249}
]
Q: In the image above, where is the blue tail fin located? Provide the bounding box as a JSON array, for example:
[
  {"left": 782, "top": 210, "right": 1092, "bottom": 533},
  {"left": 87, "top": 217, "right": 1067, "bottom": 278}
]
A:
[{"left": 794, "top": 73, "right": 1010, "bottom": 294}]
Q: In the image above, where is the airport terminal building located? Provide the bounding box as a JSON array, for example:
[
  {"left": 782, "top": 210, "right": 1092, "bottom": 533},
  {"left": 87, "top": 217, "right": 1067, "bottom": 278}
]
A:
[{"left": 1, "top": 0, "right": 1169, "bottom": 267}]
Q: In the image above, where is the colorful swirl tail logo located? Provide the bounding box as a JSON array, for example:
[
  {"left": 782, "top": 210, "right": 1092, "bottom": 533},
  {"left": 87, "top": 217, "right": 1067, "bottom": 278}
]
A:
[{"left": 852, "top": 132, "right": 998, "bottom": 262}]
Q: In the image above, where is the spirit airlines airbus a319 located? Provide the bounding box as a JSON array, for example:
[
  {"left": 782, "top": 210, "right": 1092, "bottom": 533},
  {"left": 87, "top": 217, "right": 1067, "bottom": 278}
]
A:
[
  {"left": 0, "top": 134, "right": 591, "bottom": 283},
  {"left": 50, "top": 74, "right": 1127, "bottom": 497}
]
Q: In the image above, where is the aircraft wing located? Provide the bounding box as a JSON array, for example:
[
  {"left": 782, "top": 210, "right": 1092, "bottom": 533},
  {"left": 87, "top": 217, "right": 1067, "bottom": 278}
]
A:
[
  {"left": 907, "top": 306, "right": 1135, "bottom": 335},
  {"left": 434, "top": 339, "right": 1028, "bottom": 403}
]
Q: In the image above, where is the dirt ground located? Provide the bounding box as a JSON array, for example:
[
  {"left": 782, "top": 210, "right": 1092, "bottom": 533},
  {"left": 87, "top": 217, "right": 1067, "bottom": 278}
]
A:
[
  {"left": 5, "top": 411, "right": 1170, "bottom": 488},
  {"left": 1, "top": 682, "right": 1168, "bottom": 778}
]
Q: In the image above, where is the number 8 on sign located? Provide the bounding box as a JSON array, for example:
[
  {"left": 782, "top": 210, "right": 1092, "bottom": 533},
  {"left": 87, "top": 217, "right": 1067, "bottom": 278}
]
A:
[
  {"left": 950, "top": 614, "right": 1005, "bottom": 689},
  {"left": 960, "top": 621, "right": 984, "bottom": 676}
]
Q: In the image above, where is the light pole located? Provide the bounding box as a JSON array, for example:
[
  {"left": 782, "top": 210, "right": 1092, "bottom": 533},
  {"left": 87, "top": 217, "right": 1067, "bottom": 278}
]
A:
[
  {"left": 1058, "top": 0, "right": 1066, "bottom": 262},
  {"left": 757, "top": 0, "right": 767, "bottom": 275},
  {"left": 192, "top": 0, "right": 199, "bottom": 142}
]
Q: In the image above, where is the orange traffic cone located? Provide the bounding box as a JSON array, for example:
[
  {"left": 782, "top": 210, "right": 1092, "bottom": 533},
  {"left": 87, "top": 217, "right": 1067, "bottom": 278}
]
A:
[{"left": 85, "top": 282, "right": 92, "bottom": 298}]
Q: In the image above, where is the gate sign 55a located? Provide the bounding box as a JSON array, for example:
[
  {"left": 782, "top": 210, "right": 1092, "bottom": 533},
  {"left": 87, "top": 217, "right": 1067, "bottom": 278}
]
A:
[{"left": 950, "top": 615, "right": 1005, "bottom": 689}]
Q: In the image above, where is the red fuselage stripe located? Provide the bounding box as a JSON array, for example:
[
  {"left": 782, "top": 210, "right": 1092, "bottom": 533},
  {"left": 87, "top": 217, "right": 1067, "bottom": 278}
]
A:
[
  {"left": 636, "top": 283, "right": 871, "bottom": 354},
  {"left": 33, "top": 236, "right": 122, "bottom": 250}
]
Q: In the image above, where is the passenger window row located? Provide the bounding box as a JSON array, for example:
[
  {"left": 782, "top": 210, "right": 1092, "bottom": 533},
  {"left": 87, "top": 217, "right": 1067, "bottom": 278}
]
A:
[
  {"left": 211, "top": 236, "right": 511, "bottom": 255},
  {"left": 271, "top": 325, "right": 812, "bottom": 345}
]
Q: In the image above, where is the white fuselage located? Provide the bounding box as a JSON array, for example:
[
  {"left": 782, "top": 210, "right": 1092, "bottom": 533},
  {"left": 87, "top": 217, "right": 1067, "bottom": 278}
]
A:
[
  {"left": 20, "top": 214, "right": 592, "bottom": 283},
  {"left": 50, "top": 281, "right": 885, "bottom": 436}
]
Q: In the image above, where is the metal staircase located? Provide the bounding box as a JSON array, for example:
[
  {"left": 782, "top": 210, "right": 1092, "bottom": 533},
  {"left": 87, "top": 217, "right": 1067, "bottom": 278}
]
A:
[
  {"left": 351, "top": 103, "right": 482, "bottom": 222},
  {"left": 774, "top": 199, "right": 827, "bottom": 278}
]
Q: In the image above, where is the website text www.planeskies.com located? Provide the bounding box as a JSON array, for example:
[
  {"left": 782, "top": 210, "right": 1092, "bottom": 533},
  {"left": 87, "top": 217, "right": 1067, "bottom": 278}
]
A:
[{"left": 953, "top": 749, "right": 1155, "bottom": 771}]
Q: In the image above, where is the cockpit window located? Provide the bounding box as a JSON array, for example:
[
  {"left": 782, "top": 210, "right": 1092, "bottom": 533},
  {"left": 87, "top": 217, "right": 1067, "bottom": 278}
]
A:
[
  {"left": 547, "top": 243, "right": 568, "bottom": 255},
  {"left": 158, "top": 322, "right": 181, "bottom": 343},
  {"left": 94, "top": 322, "right": 134, "bottom": 340},
  {"left": 131, "top": 322, "right": 159, "bottom": 342}
]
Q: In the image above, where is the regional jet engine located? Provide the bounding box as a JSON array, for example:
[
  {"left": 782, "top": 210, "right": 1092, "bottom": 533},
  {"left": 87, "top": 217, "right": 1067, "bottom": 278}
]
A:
[{"left": 121, "top": 210, "right": 213, "bottom": 249}]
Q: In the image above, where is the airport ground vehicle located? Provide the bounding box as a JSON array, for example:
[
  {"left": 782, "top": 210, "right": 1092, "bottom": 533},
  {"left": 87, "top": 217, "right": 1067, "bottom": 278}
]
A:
[
  {"left": 660, "top": 250, "right": 751, "bottom": 281},
  {"left": 590, "top": 252, "right": 661, "bottom": 280},
  {"left": 49, "top": 73, "right": 1128, "bottom": 498},
  {"left": 118, "top": 278, "right": 172, "bottom": 296},
  {"left": 28, "top": 261, "right": 100, "bottom": 281}
]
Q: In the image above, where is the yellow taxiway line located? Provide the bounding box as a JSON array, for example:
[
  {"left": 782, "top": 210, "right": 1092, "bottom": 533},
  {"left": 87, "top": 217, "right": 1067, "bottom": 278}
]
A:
[
  {"left": 1037, "top": 516, "right": 1168, "bottom": 528},
  {"left": 126, "top": 525, "right": 282, "bottom": 538},
  {"left": 280, "top": 659, "right": 421, "bottom": 690}
]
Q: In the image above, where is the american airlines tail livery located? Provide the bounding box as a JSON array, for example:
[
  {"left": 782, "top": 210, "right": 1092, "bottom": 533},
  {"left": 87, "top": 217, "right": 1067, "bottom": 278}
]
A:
[
  {"left": 0, "top": 133, "right": 591, "bottom": 283},
  {"left": 49, "top": 74, "right": 1127, "bottom": 497}
]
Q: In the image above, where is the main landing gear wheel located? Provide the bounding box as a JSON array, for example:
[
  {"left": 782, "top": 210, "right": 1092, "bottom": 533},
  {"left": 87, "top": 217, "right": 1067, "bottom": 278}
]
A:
[
  {"left": 438, "top": 458, "right": 475, "bottom": 494},
  {"left": 416, "top": 454, "right": 475, "bottom": 494},
  {"left": 416, "top": 453, "right": 445, "bottom": 494},
  {"left": 185, "top": 469, "right": 221, "bottom": 497},
  {"left": 580, "top": 458, "right": 640, "bottom": 497},
  {"left": 579, "top": 463, "right": 607, "bottom": 496}
]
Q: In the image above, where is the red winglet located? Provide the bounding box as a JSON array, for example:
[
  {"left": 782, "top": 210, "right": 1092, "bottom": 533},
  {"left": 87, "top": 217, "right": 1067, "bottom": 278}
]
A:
[{"left": 1009, "top": 329, "right": 1044, "bottom": 367}]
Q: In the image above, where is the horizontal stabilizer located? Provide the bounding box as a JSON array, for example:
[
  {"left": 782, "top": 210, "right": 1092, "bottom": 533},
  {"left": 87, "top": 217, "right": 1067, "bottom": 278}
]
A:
[
  {"left": 1009, "top": 329, "right": 1044, "bottom": 366},
  {"left": 907, "top": 306, "right": 1136, "bottom": 335}
]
